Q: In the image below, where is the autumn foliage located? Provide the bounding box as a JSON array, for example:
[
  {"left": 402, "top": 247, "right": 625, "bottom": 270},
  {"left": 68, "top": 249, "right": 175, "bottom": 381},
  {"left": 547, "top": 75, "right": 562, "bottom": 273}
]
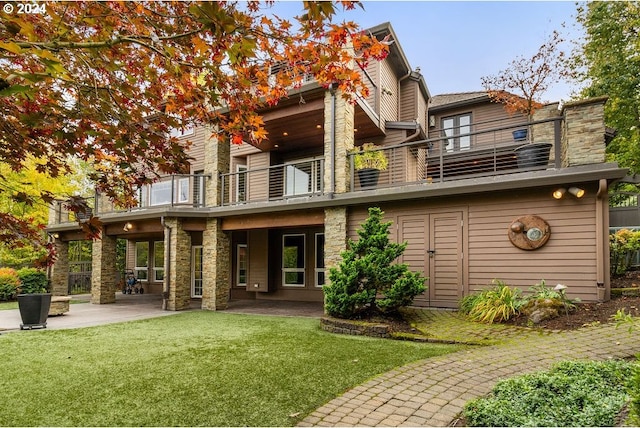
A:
[{"left": 0, "top": 1, "right": 389, "bottom": 265}]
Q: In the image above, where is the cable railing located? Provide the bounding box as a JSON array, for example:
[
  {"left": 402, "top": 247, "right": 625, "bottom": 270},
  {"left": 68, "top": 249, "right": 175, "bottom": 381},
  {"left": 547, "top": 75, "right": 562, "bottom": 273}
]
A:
[
  {"left": 350, "top": 116, "right": 562, "bottom": 191},
  {"left": 220, "top": 158, "right": 324, "bottom": 206}
]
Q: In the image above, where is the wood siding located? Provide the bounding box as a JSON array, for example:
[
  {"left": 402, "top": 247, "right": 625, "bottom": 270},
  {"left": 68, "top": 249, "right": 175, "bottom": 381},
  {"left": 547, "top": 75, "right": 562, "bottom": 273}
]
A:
[
  {"left": 247, "top": 229, "right": 269, "bottom": 292},
  {"left": 428, "top": 101, "right": 528, "bottom": 150},
  {"left": 399, "top": 79, "right": 417, "bottom": 122},
  {"left": 183, "top": 126, "right": 208, "bottom": 172},
  {"left": 246, "top": 151, "right": 270, "bottom": 202},
  {"left": 379, "top": 59, "right": 398, "bottom": 123},
  {"left": 346, "top": 185, "right": 602, "bottom": 306}
]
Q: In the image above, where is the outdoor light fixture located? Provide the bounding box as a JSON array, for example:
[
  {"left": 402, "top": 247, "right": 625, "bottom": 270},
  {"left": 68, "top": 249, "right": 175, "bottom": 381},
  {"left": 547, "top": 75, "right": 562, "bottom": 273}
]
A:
[
  {"left": 568, "top": 187, "right": 585, "bottom": 198},
  {"left": 123, "top": 222, "right": 133, "bottom": 232},
  {"left": 552, "top": 188, "right": 566, "bottom": 199},
  {"left": 553, "top": 187, "right": 585, "bottom": 199}
]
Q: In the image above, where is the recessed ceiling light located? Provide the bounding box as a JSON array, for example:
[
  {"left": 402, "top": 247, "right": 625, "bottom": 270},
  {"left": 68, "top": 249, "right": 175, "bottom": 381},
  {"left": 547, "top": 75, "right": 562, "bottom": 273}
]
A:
[{"left": 282, "top": 132, "right": 288, "bottom": 136}]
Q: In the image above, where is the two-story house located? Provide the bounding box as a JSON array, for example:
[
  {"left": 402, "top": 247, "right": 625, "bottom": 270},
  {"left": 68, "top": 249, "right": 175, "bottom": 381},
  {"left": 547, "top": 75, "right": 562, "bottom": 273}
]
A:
[{"left": 47, "top": 22, "right": 628, "bottom": 310}]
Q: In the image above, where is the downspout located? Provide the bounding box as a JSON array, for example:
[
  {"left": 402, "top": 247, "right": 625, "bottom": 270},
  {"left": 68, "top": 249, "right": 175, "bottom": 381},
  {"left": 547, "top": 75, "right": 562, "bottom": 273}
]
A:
[
  {"left": 400, "top": 122, "right": 421, "bottom": 144},
  {"left": 595, "top": 179, "right": 608, "bottom": 299},
  {"left": 328, "top": 83, "right": 337, "bottom": 198},
  {"left": 161, "top": 216, "right": 171, "bottom": 310}
]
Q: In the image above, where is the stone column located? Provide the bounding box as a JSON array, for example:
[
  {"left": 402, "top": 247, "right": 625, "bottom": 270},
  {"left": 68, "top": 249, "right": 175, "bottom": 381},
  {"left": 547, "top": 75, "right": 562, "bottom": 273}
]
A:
[
  {"left": 164, "top": 217, "right": 192, "bottom": 311},
  {"left": 201, "top": 218, "right": 231, "bottom": 310},
  {"left": 203, "top": 127, "right": 230, "bottom": 207},
  {"left": 91, "top": 234, "right": 117, "bottom": 304},
  {"left": 324, "top": 207, "right": 348, "bottom": 281},
  {"left": 562, "top": 96, "right": 608, "bottom": 167},
  {"left": 50, "top": 239, "right": 69, "bottom": 296},
  {"left": 324, "top": 89, "right": 355, "bottom": 195},
  {"left": 531, "top": 103, "right": 561, "bottom": 164}
]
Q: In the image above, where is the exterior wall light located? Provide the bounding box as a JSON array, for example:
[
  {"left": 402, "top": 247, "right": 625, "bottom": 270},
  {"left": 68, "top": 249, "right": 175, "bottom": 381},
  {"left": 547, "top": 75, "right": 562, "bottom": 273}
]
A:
[
  {"left": 568, "top": 187, "right": 585, "bottom": 198},
  {"left": 123, "top": 222, "right": 133, "bottom": 232},
  {"left": 552, "top": 188, "right": 566, "bottom": 199}
]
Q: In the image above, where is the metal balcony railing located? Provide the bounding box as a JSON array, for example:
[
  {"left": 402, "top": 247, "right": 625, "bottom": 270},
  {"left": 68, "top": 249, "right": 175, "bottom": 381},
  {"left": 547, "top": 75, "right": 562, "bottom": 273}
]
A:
[
  {"left": 350, "top": 117, "right": 562, "bottom": 191},
  {"left": 220, "top": 158, "right": 324, "bottom": 206}
]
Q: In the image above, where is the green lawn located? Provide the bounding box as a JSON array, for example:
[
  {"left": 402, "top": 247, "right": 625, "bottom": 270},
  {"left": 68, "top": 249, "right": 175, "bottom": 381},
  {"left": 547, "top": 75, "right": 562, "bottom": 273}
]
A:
[{"left": 0, "top": 311, "right": 462, "bottom": 426}]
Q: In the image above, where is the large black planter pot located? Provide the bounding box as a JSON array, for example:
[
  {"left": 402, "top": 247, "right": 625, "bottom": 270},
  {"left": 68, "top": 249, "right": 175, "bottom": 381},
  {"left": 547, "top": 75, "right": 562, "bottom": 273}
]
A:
[
  {"left": 17, "top": 293, "right": 52, "bottom": 330},
  {"left": 514, "top": 142, "right": 553, "bottom": 169},
  {"left": 357, "top": 168, "right": 381, "bottom": 188}
]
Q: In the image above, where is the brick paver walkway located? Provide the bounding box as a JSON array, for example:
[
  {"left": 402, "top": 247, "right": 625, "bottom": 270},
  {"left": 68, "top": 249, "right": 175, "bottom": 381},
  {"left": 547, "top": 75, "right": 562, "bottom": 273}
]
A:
[{"left": 299, "top": 321, "right": 640, "bottom": 427}]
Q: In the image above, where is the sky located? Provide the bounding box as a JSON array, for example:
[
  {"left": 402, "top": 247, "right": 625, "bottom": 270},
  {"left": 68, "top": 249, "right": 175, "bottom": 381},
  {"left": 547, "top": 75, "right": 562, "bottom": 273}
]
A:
[{"left": 268, "top": 1, "right": 583, "bottom": 103}]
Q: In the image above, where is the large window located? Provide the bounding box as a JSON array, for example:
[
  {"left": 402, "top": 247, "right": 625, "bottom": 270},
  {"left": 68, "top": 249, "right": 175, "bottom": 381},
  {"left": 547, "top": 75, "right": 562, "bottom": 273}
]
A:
[
  {"left": 153, "top": 241, "right": 165, "bottom": 281},
  {"left": 237, "top": 244, "right": 247, "bottom": 286},
  {"left": 442, "top": 113, "right": 472, "bottom": 152},
  {"left": 285, "top": 159, "right": 322, "bottom": 197},
  {"left": 192, "top": 246, "right": 203, "bottom": 298},
  {"left": 282, "top": 234, "right": 305, "bottom": 286},
  {"left": 135, "top": 242, "right": 149, "bottom": 281},
  {"left": 315, "top": 233, "right": 325, "bottom": 287}
]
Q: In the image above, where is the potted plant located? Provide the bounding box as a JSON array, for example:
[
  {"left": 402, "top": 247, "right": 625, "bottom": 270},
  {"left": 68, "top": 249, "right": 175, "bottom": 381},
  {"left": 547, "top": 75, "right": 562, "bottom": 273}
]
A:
[
  {"left": 351, "top": 143, "right": 388, "bottom": 188},
  {"left": 481, "top": 30, "right": 567, "bottom": 168},
  {"left": 16, "top": 268, "right": 51, "bottom": 330}
]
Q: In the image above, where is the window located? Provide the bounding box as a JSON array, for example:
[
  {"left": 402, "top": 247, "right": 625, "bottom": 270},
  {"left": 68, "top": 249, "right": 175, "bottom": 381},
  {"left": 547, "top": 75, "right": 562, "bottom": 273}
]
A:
[
  {"left": 150, "top": 181, "right": 172, "bottom": 206},
  {"left": 282, "top": 234, "right": 305, "bottom": 286},
  {"left": 442, "top": 113, "right": 471, "bottom": 152},
  {"left": 178, "top": 178, "right": 189, "bottom": 203},
  {"left": 192, "top": 246, "right": 203, "bottom": 298},
  {"left": 135, "top": 242, "right": 149, "bottom": 281},
  {"left": 285, "top": 159, "right": 322, "bottom": 197},
  {"left": 169, "top": 124, "right": 194, "bottom": 138},
  {"left": 237, "top": 244, "right": 247, "bottom": 286},
  {"left": 153, "top": 241, "right": 165, "bottom": 281},
  {"left": 236, "top": 165, "right": 247, "bottom": 203},
  {"left": 315, "top": 233, "right": 325, "bottom": 287}
]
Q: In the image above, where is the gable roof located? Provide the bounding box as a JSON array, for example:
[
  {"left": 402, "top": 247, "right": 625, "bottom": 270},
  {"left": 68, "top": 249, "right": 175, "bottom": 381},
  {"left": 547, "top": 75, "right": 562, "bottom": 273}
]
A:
[{"left": 429, "top": 92, "right": 489, "bottom": 111}]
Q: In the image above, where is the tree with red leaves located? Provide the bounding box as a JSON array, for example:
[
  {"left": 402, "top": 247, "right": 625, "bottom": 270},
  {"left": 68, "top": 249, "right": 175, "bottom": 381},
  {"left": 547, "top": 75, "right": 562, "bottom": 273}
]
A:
[{"left": 0, "top": 1, "right": 389, "bottom": 266}]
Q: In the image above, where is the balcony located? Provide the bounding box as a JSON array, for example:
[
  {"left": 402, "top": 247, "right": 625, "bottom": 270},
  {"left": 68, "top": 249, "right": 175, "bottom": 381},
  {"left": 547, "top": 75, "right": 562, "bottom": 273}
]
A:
[
  {"left": 350, "top": 117, "right": 562, "bottom": 191},
  {"left": 220, "top": 158, "right": 324, "bottom": 206},
  {"left": 50, "top": 174, "right": 208, "bottom": 224}
]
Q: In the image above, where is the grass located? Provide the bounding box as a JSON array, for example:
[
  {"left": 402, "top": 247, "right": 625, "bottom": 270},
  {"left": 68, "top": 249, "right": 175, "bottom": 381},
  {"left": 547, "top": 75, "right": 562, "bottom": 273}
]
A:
[{"left": 0, "top": 311, "right": 462, "bottom": 426}]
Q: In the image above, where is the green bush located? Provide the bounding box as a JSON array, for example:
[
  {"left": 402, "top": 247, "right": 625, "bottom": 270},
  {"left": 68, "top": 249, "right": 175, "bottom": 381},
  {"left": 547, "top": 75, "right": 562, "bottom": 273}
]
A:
[
  {"left": 0, "top": 267, "right": 20, "bottom": 301},
  {"left": 16, "top": 268, "right": 48, "bottom": 294},
  {"left": 459, "top": 280, "right": 524, "bottom": 324},
  {"left": 464, "top": 360, "right": 632, "bottom": 427},
  {"left": 610, "top": 229, "right": 640, "bottom": 275},
  {"left": 324, "top": 207, "right": 426, "bottom": 318},
  {"left": 628, "top": 359, "right": 640, "bottom": 425}
]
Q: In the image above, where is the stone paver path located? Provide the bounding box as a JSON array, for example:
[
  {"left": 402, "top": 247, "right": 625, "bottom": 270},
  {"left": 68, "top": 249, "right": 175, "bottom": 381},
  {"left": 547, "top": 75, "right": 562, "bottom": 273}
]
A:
[{"left": 299, "top": 321, "right": 640, "bottom": 427}]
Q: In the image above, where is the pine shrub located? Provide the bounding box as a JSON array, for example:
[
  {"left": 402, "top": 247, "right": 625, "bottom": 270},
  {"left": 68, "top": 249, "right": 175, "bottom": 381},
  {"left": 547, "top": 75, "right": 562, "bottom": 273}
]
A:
[{"left": 324, "top": 207, "right": 426, "bottom": 319}]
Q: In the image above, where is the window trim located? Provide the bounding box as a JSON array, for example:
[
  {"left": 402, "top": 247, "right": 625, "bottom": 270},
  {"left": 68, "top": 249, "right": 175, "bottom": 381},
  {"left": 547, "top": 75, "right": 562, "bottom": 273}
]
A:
[
  {"left": 441, "top": 112, "right": 472, "bottom": 152},
  {"left": 315, "top": 233, "right": 325, "bottom": 288},
  {"left": 282, "top": 233, "right": 305, "bottom": 287},
  {"left": 191, "top": 245, "right": 203, "bottom": 298},
  {"left": 237, "top": 244, "right": 247, "bottom": 287}
]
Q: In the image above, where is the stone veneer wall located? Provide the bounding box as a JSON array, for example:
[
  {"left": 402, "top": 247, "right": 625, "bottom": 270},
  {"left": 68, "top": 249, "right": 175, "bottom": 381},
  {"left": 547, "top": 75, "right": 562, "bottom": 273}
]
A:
[
  {"left": 201, "top": 130, "right": 231, "bottom": 311},
  {"left": 324, "top": 90, "right": 355, "bottom": 194},
  {"left": 165, "top": 217, "right": 192, "bottom": 311},
  {"left": 202, "top": 218, "right": 231, "bottom": 310},
  {"left": 562, "top": 96, "right": 608, "bottom": 167},
  {"left": 531, "top": 103, "right": 561, "bottom": 164},
  {"left": 91, "top": 234, "right": 117, "bottom": 304},
  {"left": 50, "top": 239, "right": 69, "bottom": 296}
]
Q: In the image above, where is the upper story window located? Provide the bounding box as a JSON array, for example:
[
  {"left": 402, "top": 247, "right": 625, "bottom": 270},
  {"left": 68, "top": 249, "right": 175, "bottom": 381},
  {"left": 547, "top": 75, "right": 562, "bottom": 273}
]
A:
[
  {"left": 442, "top": 113, "right": 472, "bottom": 152},
  {"left": 169, "top": 124, "right": 194, "bottom": 139},
  {"left": 285, "top": 158, "right": 322, "bottom": 197}
]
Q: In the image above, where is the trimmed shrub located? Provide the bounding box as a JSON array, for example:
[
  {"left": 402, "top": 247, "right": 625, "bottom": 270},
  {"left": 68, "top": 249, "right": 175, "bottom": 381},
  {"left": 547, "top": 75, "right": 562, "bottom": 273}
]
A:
[
  {"left": 0, "top": 267, "right": 20, "bottom": 301},
  {"left": 16, "top": 268, "right": 48, "bottom": 294},
  {"left": 324, "top": 207, "right": 426, "bottom": 319},
  {"left": 464, "top": 360, "right": 632, "bottom": 427}
]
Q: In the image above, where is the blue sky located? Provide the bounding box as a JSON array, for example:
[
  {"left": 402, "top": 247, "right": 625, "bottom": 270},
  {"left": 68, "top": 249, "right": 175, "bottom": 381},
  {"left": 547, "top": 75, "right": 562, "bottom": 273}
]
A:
[{"left": 268, "top": 1, "right": 583, "bottom": 103}]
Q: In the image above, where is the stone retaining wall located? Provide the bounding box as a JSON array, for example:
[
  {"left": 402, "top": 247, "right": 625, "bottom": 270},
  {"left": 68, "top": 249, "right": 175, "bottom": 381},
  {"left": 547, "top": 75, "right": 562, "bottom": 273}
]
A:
[{"left": 320, "top": 317, "right": 390, "bottom": 338}]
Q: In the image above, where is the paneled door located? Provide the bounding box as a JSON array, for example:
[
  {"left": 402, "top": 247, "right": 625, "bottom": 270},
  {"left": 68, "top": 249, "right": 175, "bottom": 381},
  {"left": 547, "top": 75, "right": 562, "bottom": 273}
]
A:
[{"left": 398, "top": 211, "right": 464, "bottom": 308}]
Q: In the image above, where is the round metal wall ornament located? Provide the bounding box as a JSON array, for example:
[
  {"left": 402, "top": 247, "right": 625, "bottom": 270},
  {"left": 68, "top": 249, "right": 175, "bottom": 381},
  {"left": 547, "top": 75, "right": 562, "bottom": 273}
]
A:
[{"left": 508, "top": 215, "right": 551, "bottom": 250}]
